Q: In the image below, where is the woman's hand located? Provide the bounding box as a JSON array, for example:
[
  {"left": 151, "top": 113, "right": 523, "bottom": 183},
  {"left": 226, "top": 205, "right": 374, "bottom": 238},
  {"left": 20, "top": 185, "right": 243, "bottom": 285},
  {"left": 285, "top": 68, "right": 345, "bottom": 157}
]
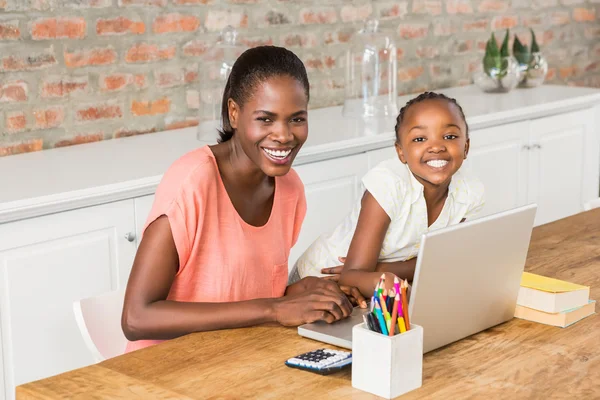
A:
[{"left": 273, "top": 285, "right": 354, "bottom": 326}]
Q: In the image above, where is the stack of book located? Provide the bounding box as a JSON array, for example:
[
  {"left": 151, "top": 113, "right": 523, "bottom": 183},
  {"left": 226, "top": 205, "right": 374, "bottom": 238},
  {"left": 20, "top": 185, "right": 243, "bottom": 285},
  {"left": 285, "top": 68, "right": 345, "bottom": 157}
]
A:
[{"left": 515, "top": 272, "right": 596, "bottom": 328}]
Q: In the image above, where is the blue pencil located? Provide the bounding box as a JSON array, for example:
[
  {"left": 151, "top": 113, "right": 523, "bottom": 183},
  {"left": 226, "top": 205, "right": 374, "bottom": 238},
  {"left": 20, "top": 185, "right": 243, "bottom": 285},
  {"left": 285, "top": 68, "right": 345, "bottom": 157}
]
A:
[{"left": 374, "top": 299, "right": 388, "bottom": 335}]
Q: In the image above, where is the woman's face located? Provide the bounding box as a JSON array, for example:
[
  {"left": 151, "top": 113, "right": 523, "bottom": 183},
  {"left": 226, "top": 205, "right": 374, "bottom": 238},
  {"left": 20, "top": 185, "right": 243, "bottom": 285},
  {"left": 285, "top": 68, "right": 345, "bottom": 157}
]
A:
[{"left": 228, "top": 75, "right": 308, "bottom": 177}]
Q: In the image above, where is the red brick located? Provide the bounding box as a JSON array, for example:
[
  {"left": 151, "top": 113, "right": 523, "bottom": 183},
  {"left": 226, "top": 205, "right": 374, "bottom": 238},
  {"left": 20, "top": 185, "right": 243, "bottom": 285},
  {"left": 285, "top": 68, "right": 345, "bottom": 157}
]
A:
[
  {"left": 0, "top": 0, "right": 6, "bottom": 8},
  {"left": 153, "top": 14, "right": 200, "bottom": 33},
  {"left": 65, "top": 47, "right": 116, "bottom": 68},
  {"left": 463, "top": 19, "right": 488, "bottom": 32},
  {"left": 205, "top": 10, "right": 249, "bottom": 32},
  {"left": 398, "top": 66, "right": 424, "bottom": 82},
  {"left": 182, "top": 40, "right": 210, "bottom": 57},
  {"left": 166, "top": 118, "right": 199, "bottom": 130},
  {"left": 303, "top": 55, "right": 336, "bottom": 72},
  {"left": 1, "top": 49, "right": 56, "bottom": 71},
  {"left": 559, "top": 66, "right": 578, "bottom": 79},
  {"left": 31, "top": 17, "right": 86, "bottom": 40},
  {"left": 0, "top": 20, "right": 20, "bottom": 40},
  {"left": 131, "top": 98, "right": 170, "bottom": 116},
  {"left": 262, "top": 10, "right": 291, "bottom": 26},
  {"left": 300, "top": 8, "right": 337, "bottom": 24},
  {"left": 33, "top": 106, "right": 64, "bottom": 129},
  {"left": 584, "top": 26, "right": 600, "bottom": 39},
  {"left": 126, "top": 43, "right": 176, "bottom": 63},
  {"left": 0, "top": 139, "right": 43, "bottom": 157},
  {"left": 377, "top": 2, "right": 408, "bottom": 19},
  {"left": 456, "top": 40, "right": 474, "bottom": 54},
  {"left": 412, "top": 1, "right": 442, "bottom": 16},
  {"left": 491, "top": 16, "right": 518, "bottom": 30},
  {"left": 398, "top": 23, "right": 429, "bottom": 39},
  {"left": 546, "top": 68, "right": 556, "bottom": 81},
  {"left": 55, "top": 133, "right": 104, "bottom": 148},
  {"left": 434, "top": 21, "right": 457, "bottom": 36},
  {"left": 96, "top": 17, "right": 145, "bottom": 35},
  {"left": 41, "top": 76, "right": 88, "bottom": 98},
  {"left": 573, "top": 8, "right": 596, "bottom": 22},
  {"left": 155, "top": 69, "right": 184, "bottom": 88},
  {"left": 5, "top": 111, "right": 27, "bottom": 133},
  {"left": 99, "top": 73, "right": 146, "bottom": 92},
  {"left": 186, "top": 90, "right": 199, "bottom": 109},
  {"left": 323, "top": 29, "right": 352, "bottom": 45},
  {"left": 184, "top": 66, "right": 198, "bottom": 83},
  {"left": 241, "top": 36, "right": 273, "bottom": 47},
  {"left": 65, "top": 0, "right": 112, "bottom": 7},
  {"left": 551, "top": 11, "right": 570, "bottom": 25},
  {"left": 585, "top": 61, "right": 600, "bottom": 73},
  {"left": 478, "top": 0, "right": 508, "bottom": 12},
  {"left": 173, "top": 0, "right": 211, "bottom": 3},
  {"left": 416, "top": 46, "right": 439, "bottom": 59},
  {"left": 446, "top": 0, "right": 473, "bottom": 14},
  {"left": 0, "top": 81, "right": 28, "bottom": 102},
  {"left": 522, "top": 16, "right": 543, "bottom": 27},
  {"left": 114, "top": 127, "right": 156, "bottom": 138},
  {"left": 340, "top": 4, "right": 372, "bottom": 22},
  {"left": 281, "top": 33, "right": 318, "bottom": 48},
  {"left": 118, "top": 0, "right": 166, "bottom": 6},
  {"left": 76, "top": 103, "right": 123, "bottom": 121}
]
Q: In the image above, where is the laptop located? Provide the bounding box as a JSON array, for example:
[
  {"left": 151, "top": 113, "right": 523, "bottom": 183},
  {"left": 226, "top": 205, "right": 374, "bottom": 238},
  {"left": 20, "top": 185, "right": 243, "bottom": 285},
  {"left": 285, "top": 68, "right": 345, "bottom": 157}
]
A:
[{"left": 297, "top": 204, "right": 537, "bottom": 353}]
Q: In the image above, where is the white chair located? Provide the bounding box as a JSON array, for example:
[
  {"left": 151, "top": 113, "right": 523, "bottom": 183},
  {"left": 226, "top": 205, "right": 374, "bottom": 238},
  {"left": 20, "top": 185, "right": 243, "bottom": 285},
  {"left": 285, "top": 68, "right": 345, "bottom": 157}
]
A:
[
  {"left": 584, "top": 198, "right": 600, "bottom": 211},
  {"left": 73, "top": 288, "right": 127, "bottom": 362}
]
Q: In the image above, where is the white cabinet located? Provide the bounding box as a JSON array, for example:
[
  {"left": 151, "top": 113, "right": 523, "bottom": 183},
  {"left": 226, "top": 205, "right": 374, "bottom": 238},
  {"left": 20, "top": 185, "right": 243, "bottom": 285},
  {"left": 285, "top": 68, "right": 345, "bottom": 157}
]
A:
[
  {"left": 366, "top": 145, "right": 397, "bottom": 170},
  {"left": 467, "top": 121, "right": 530, "bottom": 219},
  {"left": 290, "top": 154, "right": 369, "bottom": 269},
  {"left": 528, "top": 108, "right": 596, "bottom": 225},
  {"left": 134, "top": 195, "right": 155, "bottom": 247},
  {"left": 0, "top": 200, "right": 136, "bottom": 399}
]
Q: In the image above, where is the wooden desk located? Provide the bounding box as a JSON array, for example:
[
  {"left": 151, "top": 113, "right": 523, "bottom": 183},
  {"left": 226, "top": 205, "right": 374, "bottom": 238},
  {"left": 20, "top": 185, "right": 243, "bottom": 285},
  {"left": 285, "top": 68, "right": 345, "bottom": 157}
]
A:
[{"left": 17, "top": 209, "right": 600, "bottom": 399}]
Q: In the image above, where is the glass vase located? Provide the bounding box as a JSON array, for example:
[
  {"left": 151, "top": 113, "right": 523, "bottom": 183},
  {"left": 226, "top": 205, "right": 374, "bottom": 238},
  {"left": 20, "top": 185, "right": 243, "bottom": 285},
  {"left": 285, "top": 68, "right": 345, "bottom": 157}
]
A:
[
  {"left": 473, "top": 56, "right": 522, "bottom": 93},
  {"left": 519, "top": 52, "right": 548, "bottom": 88}
]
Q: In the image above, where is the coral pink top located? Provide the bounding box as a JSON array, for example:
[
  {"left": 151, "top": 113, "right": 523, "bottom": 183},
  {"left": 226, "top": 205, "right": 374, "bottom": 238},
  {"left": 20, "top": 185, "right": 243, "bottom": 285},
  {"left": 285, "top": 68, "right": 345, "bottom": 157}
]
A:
[{"left": 126, "top": 145, "right": 306, "bottom": 352}]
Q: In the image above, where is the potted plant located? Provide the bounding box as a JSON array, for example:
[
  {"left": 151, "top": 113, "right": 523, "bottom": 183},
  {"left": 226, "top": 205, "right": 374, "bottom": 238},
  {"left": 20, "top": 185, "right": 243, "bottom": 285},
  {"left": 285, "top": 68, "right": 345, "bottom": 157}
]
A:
[
  {"left": 513, "top": 29, "right": 548, "bottom": 88},
  {"left": 474, "top": 29, "right": 522, "bottom": 93}
]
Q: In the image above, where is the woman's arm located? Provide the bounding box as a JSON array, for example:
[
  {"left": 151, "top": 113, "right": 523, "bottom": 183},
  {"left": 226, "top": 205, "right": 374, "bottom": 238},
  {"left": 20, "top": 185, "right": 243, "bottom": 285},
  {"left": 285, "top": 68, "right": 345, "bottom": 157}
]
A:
[
  {"left": 336, "top": 191, "right": 399, "bottom": 297},
  {"left": 122, "top": 216, "right": 354, "bottom": 341}
]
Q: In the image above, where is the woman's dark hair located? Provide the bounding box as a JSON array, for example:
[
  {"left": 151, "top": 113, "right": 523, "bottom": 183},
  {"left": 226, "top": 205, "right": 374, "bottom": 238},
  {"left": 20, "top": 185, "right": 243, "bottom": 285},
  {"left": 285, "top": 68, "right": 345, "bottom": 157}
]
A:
[
  {"left": 218, "top": 46, "right": 310, "bottom": 143},
  {"left": 394, "top": 92, "right": 469, "bottom": 142}
]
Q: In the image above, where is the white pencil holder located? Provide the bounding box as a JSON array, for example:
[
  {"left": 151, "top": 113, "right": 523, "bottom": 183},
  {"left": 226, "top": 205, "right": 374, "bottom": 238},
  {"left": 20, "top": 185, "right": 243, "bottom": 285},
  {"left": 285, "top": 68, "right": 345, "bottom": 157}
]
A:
[{"left": 352, "top": 323, "right": 423, "bottom": 399}]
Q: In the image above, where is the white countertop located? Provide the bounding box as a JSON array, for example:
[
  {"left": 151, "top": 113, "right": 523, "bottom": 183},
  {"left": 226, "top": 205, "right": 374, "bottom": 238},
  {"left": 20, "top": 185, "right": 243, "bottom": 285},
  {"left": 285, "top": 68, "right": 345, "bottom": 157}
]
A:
[{"left": 1, "top": 84, "right": 600, "bottom": 223}]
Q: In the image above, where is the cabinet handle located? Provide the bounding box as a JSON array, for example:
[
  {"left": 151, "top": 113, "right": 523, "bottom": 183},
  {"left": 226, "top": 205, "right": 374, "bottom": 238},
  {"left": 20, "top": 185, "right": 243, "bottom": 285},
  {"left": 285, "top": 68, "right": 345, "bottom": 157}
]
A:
[
  {"left": 522, "top": 145, "right": 531, "bottom": 150},
  {"left": 532, "top": 144, "right": 542, "bottom": 149},
  {"left": 124, "top": 232, "right": 136, "bottom": 242}
]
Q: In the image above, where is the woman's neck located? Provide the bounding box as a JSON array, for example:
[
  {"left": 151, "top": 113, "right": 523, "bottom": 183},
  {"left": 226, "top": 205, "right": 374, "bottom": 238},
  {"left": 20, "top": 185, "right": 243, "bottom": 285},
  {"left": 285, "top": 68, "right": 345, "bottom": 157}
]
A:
[{"left": 216, "top": 140, "right": 271, "bottom": 190}]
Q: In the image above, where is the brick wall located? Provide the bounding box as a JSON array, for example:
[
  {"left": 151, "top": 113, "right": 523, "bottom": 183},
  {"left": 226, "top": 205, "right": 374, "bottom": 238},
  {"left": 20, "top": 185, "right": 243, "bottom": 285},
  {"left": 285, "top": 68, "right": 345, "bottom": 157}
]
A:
[{"left": 0, "top": 0, "right": 598, "bottom": 157}]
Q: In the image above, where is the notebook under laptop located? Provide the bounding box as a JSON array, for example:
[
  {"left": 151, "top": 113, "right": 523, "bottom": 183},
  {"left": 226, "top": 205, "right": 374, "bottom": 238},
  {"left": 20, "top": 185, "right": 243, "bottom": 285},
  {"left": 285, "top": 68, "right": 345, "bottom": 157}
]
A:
[{"left": 297, "top": 204, "right": 537, "bottom": 352}]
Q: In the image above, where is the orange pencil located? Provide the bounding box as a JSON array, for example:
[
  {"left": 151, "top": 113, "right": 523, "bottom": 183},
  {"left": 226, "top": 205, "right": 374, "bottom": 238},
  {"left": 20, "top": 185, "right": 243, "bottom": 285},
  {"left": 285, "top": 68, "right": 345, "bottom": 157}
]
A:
[
  {"left": 389, "top": 293, "right": 399, "bottom": 336},
  {"left": 379, "top": 293, "right": 389, "bottom": 315},
  {"left": 401, "top": 280, "right": 410, "bottom": 330}
]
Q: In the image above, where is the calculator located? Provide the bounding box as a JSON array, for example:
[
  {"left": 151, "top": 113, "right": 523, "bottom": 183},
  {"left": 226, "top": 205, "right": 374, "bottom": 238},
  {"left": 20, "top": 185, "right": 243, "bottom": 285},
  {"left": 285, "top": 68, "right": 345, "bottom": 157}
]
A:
[{"left": 285, "top": 348, "right": 352, "bottom": 375}]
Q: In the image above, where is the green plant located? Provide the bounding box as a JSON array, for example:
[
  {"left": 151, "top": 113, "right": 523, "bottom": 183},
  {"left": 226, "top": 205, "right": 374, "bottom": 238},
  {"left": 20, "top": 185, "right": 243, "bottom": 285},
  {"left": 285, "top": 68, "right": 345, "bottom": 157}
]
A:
[
  {"left": 531, "top": 28, "right": 540, "bottom": 53},
  {"left": 483, "top": 29, "right": 510, "bottom": 78},
  {"left": 513, "top": 36, "right": 531, "bottom": 65}
]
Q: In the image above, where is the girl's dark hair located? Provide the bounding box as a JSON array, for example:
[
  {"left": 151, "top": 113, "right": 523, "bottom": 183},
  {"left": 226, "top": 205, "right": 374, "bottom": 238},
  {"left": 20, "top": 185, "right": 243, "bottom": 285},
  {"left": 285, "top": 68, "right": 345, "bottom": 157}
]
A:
[
  {"left": 218, "top": 46, "right": 310, "bottom": 143},
  {"left": 394, "top": 91, "right": 469, "bottom": 142}
]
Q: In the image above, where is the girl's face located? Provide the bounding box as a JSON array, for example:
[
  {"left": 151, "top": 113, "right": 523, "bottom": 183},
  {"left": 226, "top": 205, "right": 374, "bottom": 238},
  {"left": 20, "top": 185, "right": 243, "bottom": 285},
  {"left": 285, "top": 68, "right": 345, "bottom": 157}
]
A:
[
  {"left": 228, "top": 75, "right": 308, "bottom": 177},
  {"left": 395, "top": 99, "right": 469, "bottom": 189}
]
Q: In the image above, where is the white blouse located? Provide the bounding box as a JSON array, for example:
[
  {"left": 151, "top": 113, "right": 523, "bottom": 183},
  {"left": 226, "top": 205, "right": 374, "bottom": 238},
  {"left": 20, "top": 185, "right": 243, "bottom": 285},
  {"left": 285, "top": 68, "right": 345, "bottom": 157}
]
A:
[{"left": 292, "top": 157, "right": 485, "bottom": 280}]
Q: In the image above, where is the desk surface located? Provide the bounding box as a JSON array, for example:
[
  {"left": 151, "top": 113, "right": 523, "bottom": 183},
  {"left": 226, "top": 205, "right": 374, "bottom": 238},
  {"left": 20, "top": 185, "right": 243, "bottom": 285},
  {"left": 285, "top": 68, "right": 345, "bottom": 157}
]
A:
[{"left": 17, "top": 209, "right": 600, "bottom": 399}]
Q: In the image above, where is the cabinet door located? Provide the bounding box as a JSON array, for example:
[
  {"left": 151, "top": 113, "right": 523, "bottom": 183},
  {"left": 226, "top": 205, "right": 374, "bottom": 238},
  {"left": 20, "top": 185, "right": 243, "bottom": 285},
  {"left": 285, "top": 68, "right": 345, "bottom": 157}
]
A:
[
  {"left": 367, "top": 146, "right": 398, "bottom": 170},
  {"left": 290, "top": 154, "right": 369, "bottom": 269},
  {"left": 528, "top": 108, "right": 594, "bottom": 226},
  {"left": 0, "top": 200, "right": 136, "bottom": 399},
  {"left": 467, "top": 121, "right": 530, "bottom": 218},
  {"left": 134, "top": 195, "right": 155, "bottom": 247}
]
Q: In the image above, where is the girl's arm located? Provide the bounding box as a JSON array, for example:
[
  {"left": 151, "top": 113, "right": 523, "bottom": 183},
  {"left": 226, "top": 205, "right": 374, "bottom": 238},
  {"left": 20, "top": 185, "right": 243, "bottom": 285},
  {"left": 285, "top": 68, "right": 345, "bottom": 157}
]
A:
[
  {"left": 122, "top": 216, "right": 354, "bottom": 342},
  {"left": 337, "top": 191, "right": 400, "bottom": 297}
]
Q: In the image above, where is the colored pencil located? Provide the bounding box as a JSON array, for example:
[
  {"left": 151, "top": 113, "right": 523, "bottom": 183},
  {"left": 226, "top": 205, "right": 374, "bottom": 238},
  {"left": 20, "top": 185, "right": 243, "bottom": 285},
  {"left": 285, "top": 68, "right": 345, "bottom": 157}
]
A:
[
  {"left": 401, "top": 280, "right": 410, "bottom": 330},
  {"left": 379, "top": 293, "right": 389, "bottom": 315},
  {"left": 374, "top": 300, "right": 388, "bottom": 335},
  {"left": 389, "top": 293, "right": 400, "bottom": 336},
  {"left": 394, "top": 276, "right": 401, "bottom": 300},
  {"left": 398, "top": 317, "right": 407, "bottom": 333}
]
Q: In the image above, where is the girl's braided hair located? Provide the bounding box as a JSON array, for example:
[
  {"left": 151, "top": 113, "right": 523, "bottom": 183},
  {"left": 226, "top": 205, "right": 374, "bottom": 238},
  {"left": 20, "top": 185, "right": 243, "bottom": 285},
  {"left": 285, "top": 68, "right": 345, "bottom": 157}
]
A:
[{"left": 394, "top": 92, "right": 469, "bottom": 142}]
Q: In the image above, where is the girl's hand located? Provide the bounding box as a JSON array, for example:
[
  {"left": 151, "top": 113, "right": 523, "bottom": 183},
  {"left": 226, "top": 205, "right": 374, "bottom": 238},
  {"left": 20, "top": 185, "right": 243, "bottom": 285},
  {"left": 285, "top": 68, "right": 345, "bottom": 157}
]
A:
[{"left": 320, "top": 256, "right": 346, "bottom": 282}]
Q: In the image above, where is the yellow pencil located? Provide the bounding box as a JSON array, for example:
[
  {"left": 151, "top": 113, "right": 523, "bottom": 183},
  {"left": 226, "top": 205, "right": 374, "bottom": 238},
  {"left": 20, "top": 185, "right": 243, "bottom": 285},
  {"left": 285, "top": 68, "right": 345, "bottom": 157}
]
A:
[{"left": 398, "top": 317, "right": 407, "bottom": 333}]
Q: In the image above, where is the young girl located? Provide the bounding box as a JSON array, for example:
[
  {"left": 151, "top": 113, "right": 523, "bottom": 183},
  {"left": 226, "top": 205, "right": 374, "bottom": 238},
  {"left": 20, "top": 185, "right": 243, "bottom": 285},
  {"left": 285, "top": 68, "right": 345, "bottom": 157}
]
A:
[
  {"left": 122, "top": 46, "right": 364, "bottom": 352},
  {"left": 292, "top": 92, "right": 485, "bottom": 296}
]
